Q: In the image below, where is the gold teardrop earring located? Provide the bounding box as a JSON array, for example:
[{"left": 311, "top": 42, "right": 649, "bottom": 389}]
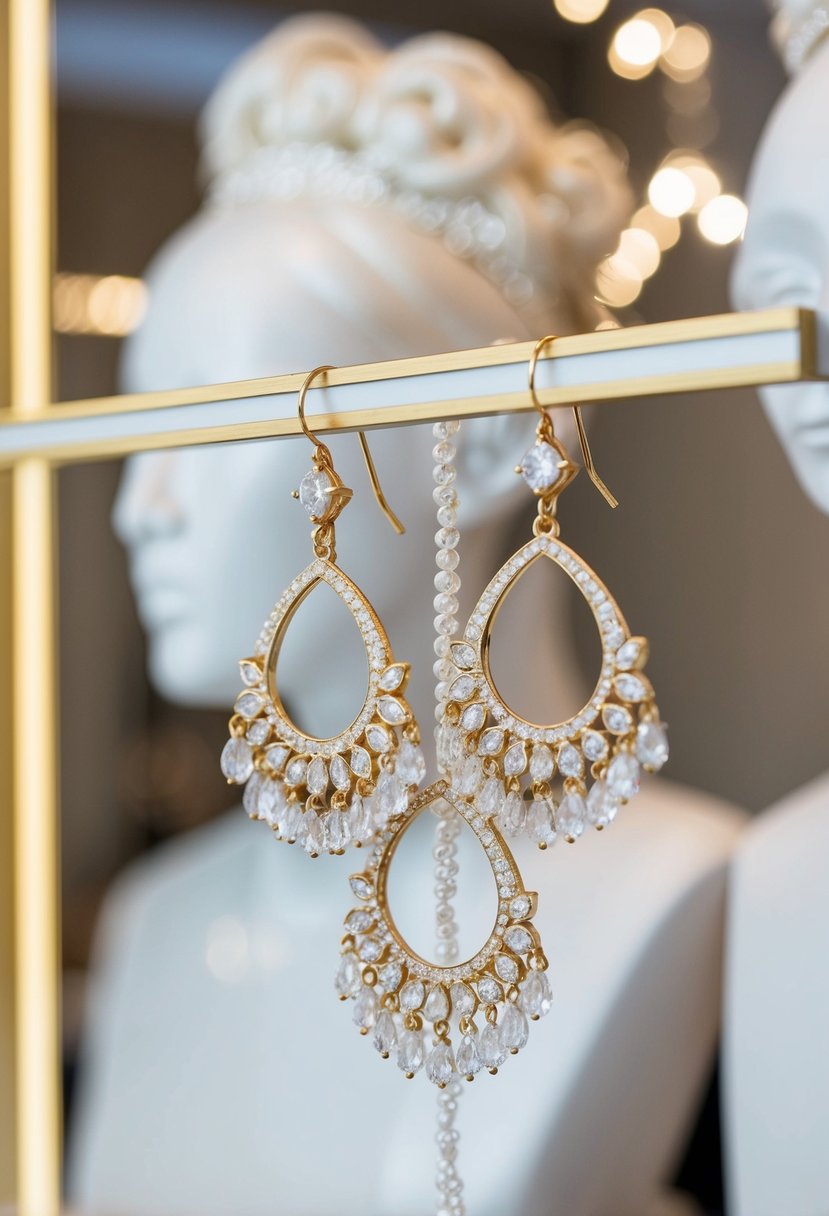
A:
[
  {"left": 444, "top": 335, "right": 669, "bottom": 846},
  {"left": 220, "top": 365, "right": 426, "bottom": 856}
]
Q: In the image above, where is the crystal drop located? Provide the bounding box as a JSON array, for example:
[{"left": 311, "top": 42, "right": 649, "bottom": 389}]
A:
[
  {"left": 450, "top": 642, "right": 477, "bottom": 670},
  {"left": 379, "top": 664, "right": 407, "bottom": 692},
  {"left": 449, "top": 982, "right": 476, "bottom": 1017},
  {"left": 557, "top": 743, "right": 584, "bottom": 779},
  {"left": 616, "top": 637, "right": 647, "bottom": 670},
  {"left": 480, "top": 776, "right": 504, "bottom": 818},
  {"left": 345, "top": 908, "right": 374, "bottom": 933},
  {"left": 352, "top": 985, "right": 378, "bottom": 1031},
  {"left": 358, "top": 936, "right": 384, "bottom": 963},
  {"left": 526, "top": 798, "right": 557, "bottom": 847},
  {"left": 330, "top": 754, "right": 351, "bottom": 791},
  {"left": 378, "top": 961, "right": 404, "bottom": 991},
  {"left": 424, "top": 985, "right": 450, "bottom": 1022},
  {"left": 504, "top": 925, "right": 534, "bottom": 954},
  {"left": 499, "top": 1003, "right": 529, "bottom": 1052},
  {"left": 397, "top": 1028, "right": 425, "bottom": 1076},
  {"left": 520, "top": 440, "right": 562, "bottom": 493},
  {"left": 284, "top": 756, "right": 308, "bottom": 788},
  {"left": 509, "top": 895, "right": 532, "bottom": 920},
  {"left": 221, "top": 736, "right": 254, "bottom": 783},
  {"left": 456, "top": 1033, "right": 482, "bottom": 1078},
  {"left": 234, "top": 690, "right": 263, "bottom": 720},
  {"left": 396, "top": 739, "right": 426, "bottom": 787},
  {"left": 426, "top": 1042, "right": 456, "bottom": 1087},
  {"left": 521, "top": 970, "right": 553, "bottom": 1019},
  {"left": 243, "top": 772, "right": 264, "bottom": 818},
  {"left": 586, "top": 779, "right": 620, "bottom": 828},
  {"left": 460, "top": 703, "right": 486, "bottom": 732},
  {"left": 614, "top": 672, "right": 652, "bottom": 704},
  {"left": 456, "top": 754, "right": 483, "bottom": 796},
  {"left": 246, "top": 719, "right": 270, "bottom": 745},
  {"left": 258, "top": 777, "right": 287, "bottom": 826},
  {"left": 325, "top": 810, "right": 351, "bottom": 851},
  {"left": 365, "top": 724, "right": 392, "bottom": 753},
  {"left": 447, "top": 674, "right": 476, "bottom": 703},
  {"left": 602, "top": 704, "right": 633, "bottom": 735},
  {"left": 478, "top": 727, "right": 506, "bottom": 757},
  {"left": 334, "top": 953, "right": 362, "bottom": 999},
  {"left": 582, "top": 730, "right": 609, "bottom": 763},
  {"left": 477, "top": 976, "right": 503, "bottom": 1005},
  {"left": 306, "top": 755, "right": 328, "bottom": 795},
  {"left": 264, "top": 743, "right": 291, "bottom": 773},
  {"left": 479, "top": 1023, "right": 507, "bottom": 1070},
  {"left": 607, "top": 752, "right": 640, "bottom": 800},
  {"left": 494, "top": 954, "right": 520, "bottom": 985},
  {"left": 349, "top": 746, "right": 372, "bottom": 777},
  {"left": 373, "top": 1009, "right": 397, "bottom": 1056},
  {"left": 400, "top": 980, "right": 425, "bottom": 1011},
  {"left": 277, "top": 801, "right": 303, "bottom": 842},
  {"left": 303, "top": 809, "right": 324, "bottom": 855},
  {"left": 557, "top": 792, "right": 586, "bottom": 842},
  {"left": 239, "top": 659, "right": 261, "bottom": 687},
  {"left": 349, "top": 874, "right": 373, "bottom": 901},
  {"left": 503, "top": 742, "right": 528, "bottom": 776},
  {"left": 498, "top": 790, "right": 526, "bottom": 836},
  {"left": 299, "top": 467, "right": 336, "bottom": 520},
  {"left": 636, "top": 720, "right": 669, "bottom": 771},
  {"left": 347, "top": 794, "right": 374, "bottom": 843},
  {"left": 529, "top": 744, "right": 554, "bottom": 782},
  {"left": 377, "top": 696, "right": 409, "bottom": 725},
  {"left": 376, "top": 770, "right": 408, "bottom": 819}
]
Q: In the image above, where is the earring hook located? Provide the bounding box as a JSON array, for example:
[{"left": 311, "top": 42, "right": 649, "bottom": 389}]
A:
[
  {"left": 528, "top": 335, "right": 618, "bottom": 510},
  {"left": 297, "top": 365, "right": 405, "bottom": 534}
]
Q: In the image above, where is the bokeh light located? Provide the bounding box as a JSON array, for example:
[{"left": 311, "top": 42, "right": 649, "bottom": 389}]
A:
[
  {"left": 614, "top": 227, "right": 662, "bottom": 278},
  {"left": 630, "top": 204, "right": 681, "bottom": 251},
  {"left": 595, "top": 257, "right": 643, "bottom": 308},
  {"left": 610, "top": 17, "right": 663, "bottom": 76},
  {"left": 663, "top": 152, "right": 721, "bottom": 211},
  {"left": 647, "top": 166, "right": 696, "bottom": 217},
  {"left": 553, "top": 0, "right": 610, "bottom": 22},
  {"left": 661, "top": 23, "right": 712, "bottom": 81},
  {"left": 53, "top": 273, "right": 148, "bottom": 336},
  {"left": 697, "top": 194, "right": 748, "bottom": 244}
]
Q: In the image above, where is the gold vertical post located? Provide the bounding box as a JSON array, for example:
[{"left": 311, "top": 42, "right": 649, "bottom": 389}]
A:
[{"left": 1, "top": 0, "right": 61, "bottom": 1212}]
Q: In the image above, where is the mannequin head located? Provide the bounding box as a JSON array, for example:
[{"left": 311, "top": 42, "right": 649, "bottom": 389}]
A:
[
  {"left": 732, "top": 37, "right": 829, "bottom": 514},
  {"left": 113, "top": 15, "right": 632, "bottom": 719}
]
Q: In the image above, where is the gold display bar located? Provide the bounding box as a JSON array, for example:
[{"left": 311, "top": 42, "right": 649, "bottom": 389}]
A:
[{"left": 0, "top": 306, "right": 819, "bottom": 465}]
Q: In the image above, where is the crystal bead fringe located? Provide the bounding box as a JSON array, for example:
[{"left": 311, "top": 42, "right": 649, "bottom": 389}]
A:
[{"left": 432, "top": 419, "right": 466, "bottom": 1216}]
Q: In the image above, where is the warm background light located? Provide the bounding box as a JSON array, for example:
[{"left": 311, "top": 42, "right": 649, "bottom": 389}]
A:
[
  {"left": 661, "top": 23, "right": 711, "bottom": 81},
  {"left": 553, "top": 0, "right": 610, "bottom": 22},
  {"left": 611, "top": 16, "right": 662, "bottom": 70},
  {"left": 697, "top": 194, "right": 748, "bottom": 245},
  {"left": 647, "top": 166, "right": 695, "bottom": 217},
  {"left": 630, "top": 204, "right": 681, "bottom": 251},
  {"left": 53, "top": 273, "right": 148, "bottom": 337},
  {"left": 614, "top": 226, "right": 661, "bottom": 278},
  {"left": 595, "top": 258, "right": 644, "bottom": 307}
]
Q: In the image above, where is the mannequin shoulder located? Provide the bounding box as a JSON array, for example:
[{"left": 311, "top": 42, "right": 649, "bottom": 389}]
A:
[
  {"left": 732, "top": 768, "right": 829, "bottom": 891},
  {"left": 623, "top": 775, "right": 747, "bottom": 861}
]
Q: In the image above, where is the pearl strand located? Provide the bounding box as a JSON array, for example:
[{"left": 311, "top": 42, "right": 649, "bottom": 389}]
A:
[{"left": 431, "top": 419, "right": 466, "bottom": 1216}]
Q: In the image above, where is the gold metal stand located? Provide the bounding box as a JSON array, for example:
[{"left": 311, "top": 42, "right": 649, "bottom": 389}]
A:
[{"left": 0, "top": 1, "right": 824, "bottom": 1212}]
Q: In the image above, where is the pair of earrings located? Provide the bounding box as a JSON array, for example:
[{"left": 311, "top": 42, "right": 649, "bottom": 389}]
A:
[{"left": 220, "top": 340, "right": 668, "bottom": 1087}]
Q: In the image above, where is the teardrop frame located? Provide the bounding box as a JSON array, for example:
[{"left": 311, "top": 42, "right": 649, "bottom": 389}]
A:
[
  {"left": 338, "top": 779, "right": 548, "bottom": 1080},
  {"left": 221, "top": 555, "right": 418, "bottom": 845}
]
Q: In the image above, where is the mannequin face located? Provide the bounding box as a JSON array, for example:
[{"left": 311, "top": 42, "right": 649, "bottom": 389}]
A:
[
  {"left": 732, "top": 39, "right": 829, "bottom": 514},
  {"left": 113, "top": 200, "right": 547, "bottom": 710}
]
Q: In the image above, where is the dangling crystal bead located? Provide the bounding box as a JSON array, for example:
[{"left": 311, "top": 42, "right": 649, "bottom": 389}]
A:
[
  {"left": 303, "top": 809, "right": 325, "bottom": 855},
  {"left": 426, "top": 1042, "right": 456, "bottom": 1087},
  {"left": 455, "top": 755, "right": 483, "bottom": 796},
  {"left": 556, "top": 792, "right": 586, "bottom": 842},
  {"left": 636, "top": 720, "right": 669, "bottom": 771},
  {"left": 498, "top": 790, "right": 526, "bottom": 836},
  {"left": 347, "top": 794, "right": 374, "bottom": 844},
  {"left": 243, "top": 772, "right": 264, "bottom": 818},
  {"left": 277, "top": 801, "right": 303, "bottom": 842},
  {"left": 352, "top": 985, "right": 378, "bottom": 1032},
  {"left": 479, "top": 1023, "right": 507, "bottom": 1071},
  {"left": 372, "top": 1009, "right": 397, "bottom": 1057},
  {"left": 377, "top": 770, "right": 408, "bottom": 819},
  {"left": 607, "top": 752, "right": 640, "bottom": 800},
  {"left": 258, "top": 777, "right": 287, "bottom": 826},
  {"left": 526, "top": 798, "right": 556, "bottom": 847},
  {"left": 480, "top": 775, "right": 504, "bottom": 819},
  {"left": 334, "top": 953, "right": 363, "bottom": 999},
  {"left": 397, "top": 1028, "right": 425, "bottom": 1076},
  {"left": 499, "top": 1003, "right": 529, "bottom": 1052},
  {"left": 586, "top": 779, "right": 619, "bottom": 829},
  {"left": 456, "top": 1033, "right": 482, "bottom": 1079},
  {"left": 521, "top": 970, "right": 553, "bottom": 1019},
  {"left": 324, "top": 810, "right": 351, "bottom": 851},
  {"left": 221, "top": 736, "right": 254, "bottom": 783},
  {"left": 396, "top": 739, "right": 426, "bottom": 786}
]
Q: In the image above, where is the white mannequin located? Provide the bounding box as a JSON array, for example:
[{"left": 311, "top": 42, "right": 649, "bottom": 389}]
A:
[
  {"left": 68, "top": 18, "right": 744, "bottom": 1216},
  {"left": 726, "top": 28, "right": 829, "bottom": 1216}
]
